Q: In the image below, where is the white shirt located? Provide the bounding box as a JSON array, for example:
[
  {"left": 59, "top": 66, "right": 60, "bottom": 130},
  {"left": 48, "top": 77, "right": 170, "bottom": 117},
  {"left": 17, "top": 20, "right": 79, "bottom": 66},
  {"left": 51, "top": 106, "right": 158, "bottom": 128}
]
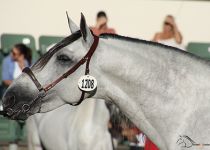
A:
[
  {"left": 158, "top": 38, "right": 184, "bottom": 50},
  {"left": 13, "top": 62, "right": 22, "bottom": 79}
]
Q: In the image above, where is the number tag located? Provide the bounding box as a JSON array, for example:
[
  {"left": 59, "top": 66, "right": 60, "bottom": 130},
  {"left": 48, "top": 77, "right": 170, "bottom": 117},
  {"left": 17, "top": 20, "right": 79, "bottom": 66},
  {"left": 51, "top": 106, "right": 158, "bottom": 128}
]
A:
[{"left": 78, "top": 75, "right": 97, "bottom": 92}]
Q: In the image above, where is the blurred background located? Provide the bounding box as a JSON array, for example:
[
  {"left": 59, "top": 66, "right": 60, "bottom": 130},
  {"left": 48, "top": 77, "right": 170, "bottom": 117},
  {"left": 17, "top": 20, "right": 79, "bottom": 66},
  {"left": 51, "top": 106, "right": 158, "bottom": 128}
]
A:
[
  {"left": 0, "top": 0, "right": 210, "bottom": 150},
  {"left": 0, "top": 0, "right": 210, "bottom": 45}
]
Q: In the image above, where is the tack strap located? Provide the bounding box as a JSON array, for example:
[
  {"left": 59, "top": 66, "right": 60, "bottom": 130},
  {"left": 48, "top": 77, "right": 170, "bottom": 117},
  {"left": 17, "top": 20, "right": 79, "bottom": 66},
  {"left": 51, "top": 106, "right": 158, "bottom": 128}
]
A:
[
  {"left": 22, "top": 67, "right": 44, "bottom": 91},
  {"left": 44, "top": 35, "right": 99, "bottom": 92},
  {"left": 22, "top": 35, "right": 99, "bottom": 107}
]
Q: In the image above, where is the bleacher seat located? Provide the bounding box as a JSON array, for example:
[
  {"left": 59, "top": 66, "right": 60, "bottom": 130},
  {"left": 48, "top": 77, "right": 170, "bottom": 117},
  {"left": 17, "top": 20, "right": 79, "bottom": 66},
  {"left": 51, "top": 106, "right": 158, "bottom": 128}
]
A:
[
  {"left": 187, "top": 42, "right": 210, "bottom": 60},
  {"left": 1, "top": 34, "right": 36, "bottom": 54},
  {"left": 0, "top": 116, "right": 21, "bottom": 143},
  {"left": 19, "top": 124, "right": 27, "bottom": 142},
  {"left": 1, "top": 33, "right": 40, "bottom": 63},
  {"left": 39, "top": 35, "right": 64, "bottom": 55}
]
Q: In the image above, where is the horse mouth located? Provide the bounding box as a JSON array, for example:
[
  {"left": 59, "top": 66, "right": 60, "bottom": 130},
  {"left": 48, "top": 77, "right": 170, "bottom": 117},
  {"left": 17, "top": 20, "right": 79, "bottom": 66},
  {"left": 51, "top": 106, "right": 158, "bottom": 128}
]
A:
[
  {"left": 4, "top": 109, "right": 28, "bottom": 120},
  {"left": 14, "top": 113, "right": 29, "bottom": 120},
  {"left": 2, "top": 104, "right": 38, "bottom": 120}
]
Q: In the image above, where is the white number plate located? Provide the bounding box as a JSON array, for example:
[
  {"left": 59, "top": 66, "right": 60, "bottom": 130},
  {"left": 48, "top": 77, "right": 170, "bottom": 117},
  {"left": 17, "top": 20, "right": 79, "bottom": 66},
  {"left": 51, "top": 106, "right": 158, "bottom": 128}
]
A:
[{"left": 78, "top": 75, "right": 97, "bottom": 92}]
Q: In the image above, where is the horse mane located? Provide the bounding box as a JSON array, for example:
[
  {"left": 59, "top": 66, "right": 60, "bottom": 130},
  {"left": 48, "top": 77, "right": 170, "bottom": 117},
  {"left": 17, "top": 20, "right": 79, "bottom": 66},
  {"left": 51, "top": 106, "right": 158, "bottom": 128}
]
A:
[
  {"left": 32, "top": 31, "right": 210, "bottom": 70},
  {"left": 100, "top": 33, "right": 210, "bottom": 64}
]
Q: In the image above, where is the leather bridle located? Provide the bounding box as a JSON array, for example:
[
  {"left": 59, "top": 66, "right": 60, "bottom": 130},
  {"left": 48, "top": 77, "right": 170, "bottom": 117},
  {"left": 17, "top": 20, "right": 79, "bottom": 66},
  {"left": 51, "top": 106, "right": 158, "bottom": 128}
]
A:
[{"left": 22, "top": 34, "right": 99, "bottom": 112}]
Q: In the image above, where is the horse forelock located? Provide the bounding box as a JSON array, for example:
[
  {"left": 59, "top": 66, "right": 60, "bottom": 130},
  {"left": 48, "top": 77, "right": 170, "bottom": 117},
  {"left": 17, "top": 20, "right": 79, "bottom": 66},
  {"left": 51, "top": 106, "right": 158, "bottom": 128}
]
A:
[{"left": 32, "top": 31, "right": 82, "bottom": 70}]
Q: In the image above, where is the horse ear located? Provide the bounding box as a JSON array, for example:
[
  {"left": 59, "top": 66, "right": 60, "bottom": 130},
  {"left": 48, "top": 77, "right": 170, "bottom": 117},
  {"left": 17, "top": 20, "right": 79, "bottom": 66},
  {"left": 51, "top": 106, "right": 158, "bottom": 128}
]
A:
[
  {"left": 66, "top": 11, "right": 79, "bottom": 33},
  {"left": 80, "top": 13, "right": 94, "bottom": 47}
]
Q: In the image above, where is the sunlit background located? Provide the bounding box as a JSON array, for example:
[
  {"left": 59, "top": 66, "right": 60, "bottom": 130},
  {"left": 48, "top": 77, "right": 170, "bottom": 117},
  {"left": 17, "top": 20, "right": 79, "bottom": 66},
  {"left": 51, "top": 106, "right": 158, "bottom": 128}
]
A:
[{"left": 0, "top": 0, "right": 210, "bottom": 46}]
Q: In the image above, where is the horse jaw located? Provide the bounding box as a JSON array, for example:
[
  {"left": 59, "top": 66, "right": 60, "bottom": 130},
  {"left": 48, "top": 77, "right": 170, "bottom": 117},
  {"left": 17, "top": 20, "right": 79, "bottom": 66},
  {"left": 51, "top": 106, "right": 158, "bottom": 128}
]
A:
[{"left": 39, "top": 93, "right": 66, "bottom": 113}]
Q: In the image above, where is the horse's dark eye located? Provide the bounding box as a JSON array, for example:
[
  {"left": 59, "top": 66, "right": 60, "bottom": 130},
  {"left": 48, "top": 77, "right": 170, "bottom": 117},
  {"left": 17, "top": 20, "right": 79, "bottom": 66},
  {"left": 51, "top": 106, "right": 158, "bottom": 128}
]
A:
[{"left": 57, "top": 55, "right": 72, "bottom": 63}]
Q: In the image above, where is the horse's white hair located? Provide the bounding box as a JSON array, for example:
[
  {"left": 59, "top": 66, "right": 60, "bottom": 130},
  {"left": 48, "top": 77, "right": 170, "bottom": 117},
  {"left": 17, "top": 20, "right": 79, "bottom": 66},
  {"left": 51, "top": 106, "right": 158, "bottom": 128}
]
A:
[
  {"left": 27, "top": 99, "right": 113, "bottom": 150},
  {"left": 3, "top": 14, "right": 210, "bottom": 150}
]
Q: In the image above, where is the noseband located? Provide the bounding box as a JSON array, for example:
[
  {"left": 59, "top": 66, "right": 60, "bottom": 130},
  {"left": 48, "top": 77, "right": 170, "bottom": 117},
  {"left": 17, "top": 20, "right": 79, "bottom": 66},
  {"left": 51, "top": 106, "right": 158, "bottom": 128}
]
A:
[{"left": 22, "top": 35, "right": 99, "bottom": 110}]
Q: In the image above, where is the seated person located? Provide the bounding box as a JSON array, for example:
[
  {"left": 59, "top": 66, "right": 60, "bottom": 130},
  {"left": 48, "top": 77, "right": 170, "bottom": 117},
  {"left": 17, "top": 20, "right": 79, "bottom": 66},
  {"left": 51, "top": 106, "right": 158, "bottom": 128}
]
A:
[
  {"left": 153, "top": 15, "right": 183, "bottom": 49},
  {"left": 2, "top": 43, "right": 32, "bottom": 87},
  {"left": 91, "top": 11, "right": 116, "bottom": 36}
]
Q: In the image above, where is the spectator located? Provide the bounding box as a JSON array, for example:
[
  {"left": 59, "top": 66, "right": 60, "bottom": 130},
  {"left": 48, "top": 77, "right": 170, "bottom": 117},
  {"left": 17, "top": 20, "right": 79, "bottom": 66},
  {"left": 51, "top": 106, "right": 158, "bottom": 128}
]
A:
[
  {"left": 2, "top": 43, "right": 32, "bottom": 87},
  {"left": 122, "top": 125, "right": 145, "bottom": 150},
  {"left": 91, "top": 11, "right": 116, "bottom": 36},
  {"left": 153, "top": 15, "right": 183, "bottom": 49}
]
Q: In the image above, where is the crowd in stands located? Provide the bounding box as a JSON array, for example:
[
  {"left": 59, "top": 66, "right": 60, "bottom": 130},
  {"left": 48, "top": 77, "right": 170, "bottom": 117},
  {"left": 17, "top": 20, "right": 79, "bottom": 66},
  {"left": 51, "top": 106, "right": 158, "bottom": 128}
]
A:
[{"left": 0, "top": 11, "right": 184, "bottom": 150}]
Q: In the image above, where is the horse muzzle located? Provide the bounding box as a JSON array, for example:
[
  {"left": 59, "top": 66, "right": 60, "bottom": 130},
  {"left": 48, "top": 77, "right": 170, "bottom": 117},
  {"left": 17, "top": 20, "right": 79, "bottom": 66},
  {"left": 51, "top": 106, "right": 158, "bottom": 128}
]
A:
[{"left": 1, "top": 93, "right": 42, "bottom": 120}]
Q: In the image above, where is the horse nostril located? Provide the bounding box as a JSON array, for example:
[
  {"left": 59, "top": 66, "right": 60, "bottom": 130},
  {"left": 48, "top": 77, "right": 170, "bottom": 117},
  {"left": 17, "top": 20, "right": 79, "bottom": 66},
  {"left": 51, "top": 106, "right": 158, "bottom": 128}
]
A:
[
  {"left": 6, "top": 108, "right": 14, "bottom": 116},
  {"left": 4, "top": 95, "right": 16, "bottom": 108}
]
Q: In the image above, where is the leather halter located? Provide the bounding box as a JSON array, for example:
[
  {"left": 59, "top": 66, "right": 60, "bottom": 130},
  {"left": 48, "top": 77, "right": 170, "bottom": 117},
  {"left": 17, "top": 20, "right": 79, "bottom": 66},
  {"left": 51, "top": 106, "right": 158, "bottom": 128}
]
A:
[{"left": 22, "top": 35, "right": 99, "bottom": 110}]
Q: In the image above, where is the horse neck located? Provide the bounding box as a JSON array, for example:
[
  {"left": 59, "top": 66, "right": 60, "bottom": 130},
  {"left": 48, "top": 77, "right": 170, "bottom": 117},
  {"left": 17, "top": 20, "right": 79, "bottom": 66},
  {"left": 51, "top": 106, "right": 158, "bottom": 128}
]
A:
[
  {"left": 73, "top": 99, "right": 109, "bottom": 128},
  {"left": 95, "top": 37, "right": 160, "bottom": 125},
  {"left": 94, "top": 36, "right": 210, "bottom": 148},
  {"left": 96, "top": 36, "right": 210, "bottom": 108},
  {"left": 74, "top": 99, "right": 96, "bottom": 122}
]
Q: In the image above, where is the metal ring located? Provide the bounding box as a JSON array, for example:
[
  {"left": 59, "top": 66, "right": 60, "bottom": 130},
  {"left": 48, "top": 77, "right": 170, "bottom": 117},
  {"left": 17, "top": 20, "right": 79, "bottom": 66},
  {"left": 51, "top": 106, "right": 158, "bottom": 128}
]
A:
[{"left": 22, "top": 104, "right": 30, "bottom": 112}]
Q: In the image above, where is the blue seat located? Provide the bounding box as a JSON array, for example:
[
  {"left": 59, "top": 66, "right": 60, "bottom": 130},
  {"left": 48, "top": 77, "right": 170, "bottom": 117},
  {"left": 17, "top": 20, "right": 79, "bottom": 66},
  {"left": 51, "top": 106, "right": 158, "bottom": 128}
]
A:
[
  {"left": 1, "top": 33, "right": 40, "bottom": 63},
  {"left": 0, "top": 116, "right": 22, "bottom": 142},
  {"left": 39, "top": 35, "right": 64, "bottom": 55},
  {"left": 187, "top": 42, "right": 210, "bottom": 60}
]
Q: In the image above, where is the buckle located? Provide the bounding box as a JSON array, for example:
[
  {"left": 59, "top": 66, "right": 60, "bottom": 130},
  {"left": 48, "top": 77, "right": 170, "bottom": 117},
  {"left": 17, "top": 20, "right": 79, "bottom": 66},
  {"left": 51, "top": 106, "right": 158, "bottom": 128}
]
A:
[{"left": 38, "top": 89, "right": 47, "bottom": 99}]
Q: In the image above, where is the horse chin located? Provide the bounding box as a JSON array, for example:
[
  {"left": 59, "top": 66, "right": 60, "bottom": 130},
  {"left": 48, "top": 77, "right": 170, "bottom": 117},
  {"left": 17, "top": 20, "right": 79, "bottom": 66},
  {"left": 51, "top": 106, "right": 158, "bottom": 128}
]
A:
[
  {"left": 10, "top": 112, "right": 29, "bottom": 121},
  {"left": 39, "top": 98, "right": 65, "bottom": 113}
]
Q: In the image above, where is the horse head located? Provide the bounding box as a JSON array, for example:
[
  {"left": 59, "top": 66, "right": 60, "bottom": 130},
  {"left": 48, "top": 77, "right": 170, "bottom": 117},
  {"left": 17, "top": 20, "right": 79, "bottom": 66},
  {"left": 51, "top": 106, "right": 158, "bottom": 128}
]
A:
[{"left": 2, "top": 14, "right": 101, "bottom": 120}]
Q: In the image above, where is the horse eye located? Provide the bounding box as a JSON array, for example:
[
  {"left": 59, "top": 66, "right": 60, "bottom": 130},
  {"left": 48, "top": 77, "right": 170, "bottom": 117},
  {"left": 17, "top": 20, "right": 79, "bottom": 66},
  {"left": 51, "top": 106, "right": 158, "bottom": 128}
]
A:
[{"left": 57, "top": 55, "right": 72, "bottom": 63}]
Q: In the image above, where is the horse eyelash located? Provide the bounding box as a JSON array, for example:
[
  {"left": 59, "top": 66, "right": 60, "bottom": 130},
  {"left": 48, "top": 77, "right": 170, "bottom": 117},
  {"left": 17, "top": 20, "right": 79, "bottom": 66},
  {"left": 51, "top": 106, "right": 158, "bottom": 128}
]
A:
[{"left": 57, "top": 55, "right": 73, "bottom": 63}]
